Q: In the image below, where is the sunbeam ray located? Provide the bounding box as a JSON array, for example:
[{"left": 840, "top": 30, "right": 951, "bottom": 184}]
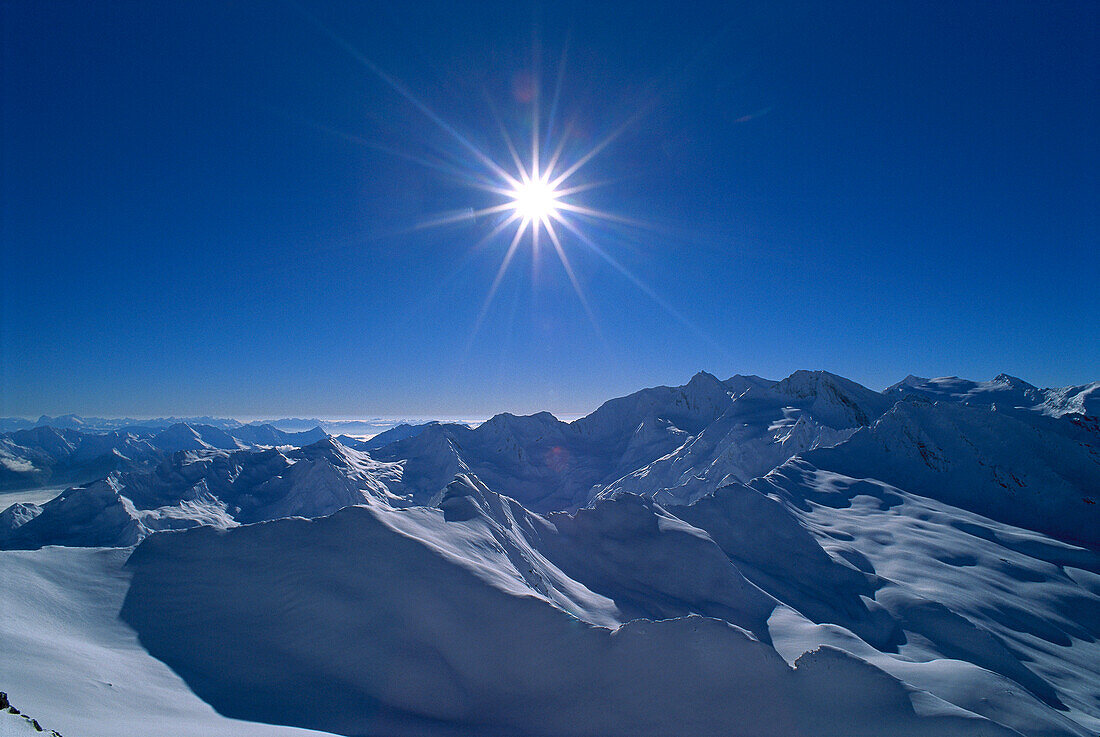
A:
[
  {"left": 553, "top": 178, "right": 616, "bottom": 198},
  {"left": 548, "top": 108, "right": 649, "bottom": 189},
  {"left": 291, "top": 0, "right": 522, "bottom": 189},
  {"left": 550, "top": 211, "right": 729, "bottom": 357},
  {"left": 543, "top": 118, "right": 575, "bottom": 181},
  {"left": 483, "top": 88, "right": 527, "bottom": 181},
  {"left": 552, "top": 201, "right": 655, "bottom": 230},
  {"left": 542, "top": 215, "right": 602, "bottom": 338},
  {"left": 471, "top": 211, "right": 523, "bottom": 253},
  {"left": 532, "top": 212, "right": 541, "bottom": 262},
  {"left": 543, "top": 36, "right": 571, "bottom": 150},
  {"left": 411, "top": 202, "right": 517, "bottom": 232},
  {"left": 287, "top": 3, "right": 707, "bottom": 353},
  {"left": 530, "top": 29, "right": 541, "bottom": 185},
  {"left": 470, "top": 218, "right": 529, "bottom": 345}
]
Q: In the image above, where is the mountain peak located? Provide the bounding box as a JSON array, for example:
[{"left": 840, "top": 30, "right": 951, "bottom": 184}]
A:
[
  {"left": 773, "top": 370, "right": 889, "bottom": 427},
  {"left": 300, "top": 435, "right": 344, "bottom": 454},
  {"left": 35, "top": 413, "right": 85, "bottom": 428},
  {"left": 476, "top": 411, "right": 566, "bottom": 446},
  {"left": 293, "top": 436, "right": 364, "bottom": 470},
  {"left": 776, "top": 369, "right": 850, "bottom": 395},
  {"left": 992, "top": 373, "right": 1036, "bottom": 389},
  {"left": 688, "top": 369, "right": 722, "bottom": 385},
  {"left": 161, "top": 422, "right": 199, "bottom": 435},
  {"left": 883, "top": 375, "right": 932, "bottom": 395}
]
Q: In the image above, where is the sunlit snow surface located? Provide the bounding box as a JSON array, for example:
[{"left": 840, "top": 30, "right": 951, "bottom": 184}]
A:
[{"left": 2, "top": 370, "right": 1099, "bottom": 736}]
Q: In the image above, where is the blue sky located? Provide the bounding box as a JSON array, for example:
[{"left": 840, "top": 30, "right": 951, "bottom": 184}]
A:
[{"left": 2, "top": 1, "right": 1097, "bottom": 418}]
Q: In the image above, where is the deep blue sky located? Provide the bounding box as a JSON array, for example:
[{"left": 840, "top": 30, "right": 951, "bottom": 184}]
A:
[{"left": 2, "top": 1, "right": 1097, "bottom": 418}]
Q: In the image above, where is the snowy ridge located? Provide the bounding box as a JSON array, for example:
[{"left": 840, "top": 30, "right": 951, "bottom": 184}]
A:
[
  {"left": 107, "top": 469, "right": 1100, "bottom": 736},
  {"left": 119, "top": 497, "right": 1018, "bottom": 737},
  {"left": 0, "top": 439, "right": 404, "bottom": 549},
  {"left": 0, "top": 422, "right": 329, "bottom": 491},
  {"left": 0, "top": 692, "right": 63, "bottom": 737},
  {"left": 887, "top": 374, "right": 1100, "bottom": 418},
  {"left": 806, "top": 398, "right": 1100, "bottom": 546},
  {"left": 590, "top": 370, "right": 883, "bottom": 506},
  {"left": 2, "top": 368, "right": 1099, "bottom": 736}
]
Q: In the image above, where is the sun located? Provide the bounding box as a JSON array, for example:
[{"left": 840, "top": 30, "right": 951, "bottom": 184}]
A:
[
  {"left": 509, "top": 175, "right": 560, "bottom": 222},
  {"left": 288, "top": 8, "right": 714, "bottom": 350}
]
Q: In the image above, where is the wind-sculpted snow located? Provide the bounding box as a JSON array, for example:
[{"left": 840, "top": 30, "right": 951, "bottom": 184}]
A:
[
  {"left": 106, "top": 463, "right": 1100, "bottom": 736},
  {"left": 754, "top": 459, "right": 1100, "bottom": 735},
  {"left": 0, "top": 547, "right": 332, "bottom": 737},
  {"left": 805, "top": 399, "right": 1100, "bottom": 546},
  {"left": 112, "top": 462, "right": 1100, "bottom": 735},
  {"left": 121, "top": 497, "right": 1022, "bottom": 737},
  {"left": 3, "top": 368, "right": 1100, "bottom": 736}
]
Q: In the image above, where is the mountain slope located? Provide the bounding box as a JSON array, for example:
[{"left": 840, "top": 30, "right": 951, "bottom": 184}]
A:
[
  {"left": 0, "top": 427, "right": 162, "bottom": 491},
  {"left": 0, "top": 439, "right": 404, "bottom": 550},
  {"left": 0, "top": 547, "right": 332, "bottom": 737},
  {"left": 590, "top": 370, "right": 886, "bottom": 506},
  {"left": 805, "top": 398, "right": 1100, "bottom": 546},
  {"left": 887, "top": 374, "right": 1100, "bottom": 418},
  {"left": 2, "top": 368, "right": 1099, "bottom": 736},
  {"left": 0, "top": 423, "right": 334, "bottom": 493},
  {"left": 119, "top": 501, "right": 1022, "bottom": 737}
]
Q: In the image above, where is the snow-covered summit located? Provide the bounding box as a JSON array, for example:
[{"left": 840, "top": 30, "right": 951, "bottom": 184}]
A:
[
  {"left": 884, "top": 373, "right": 1098, "bottom": 418},
  {"left": 722, "top": 373, "right": 777, "bottom": 397},
  {"left": 152, "top": 423, "right": 244, "bottom": 452},
  {"left": 771, "top": 369, "right": 891, "bottom": 427},
  {"left": 0, "top": 421, "right": 337, "bottom": 493},
  {"left": 9, "top": 367, "right": 1096, "bottom": 547},
  {"left": 0, "top": 440, "right": 405, "bottom": 549},
  {"left": 588, "top": 370, "right": 887, "bottom": 506},
  {"left": 572, "top": 370, "right": 734, "bottom": 442},
  {"left": 2, "top": 367, "right": 1100, "bottom": 736}
]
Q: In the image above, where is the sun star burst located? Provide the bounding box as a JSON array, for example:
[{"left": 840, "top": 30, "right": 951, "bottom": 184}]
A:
[
  {"left": 510, "top": 175, "right": 561, "bottom": 222},
  {"left": 289, "top": 6, "right": 714, "bottom": 350}
]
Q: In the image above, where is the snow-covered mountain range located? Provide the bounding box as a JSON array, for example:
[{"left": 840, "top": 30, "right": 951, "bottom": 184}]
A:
[
  {"left": 0, "top": 422, "right": 329, "bottom": 491},
  {"left": 0, "top": 413, "right": 454, "bottom": 438},
  {"left": 2, "top": 369, "right": 1098, "bottom": 736}
]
